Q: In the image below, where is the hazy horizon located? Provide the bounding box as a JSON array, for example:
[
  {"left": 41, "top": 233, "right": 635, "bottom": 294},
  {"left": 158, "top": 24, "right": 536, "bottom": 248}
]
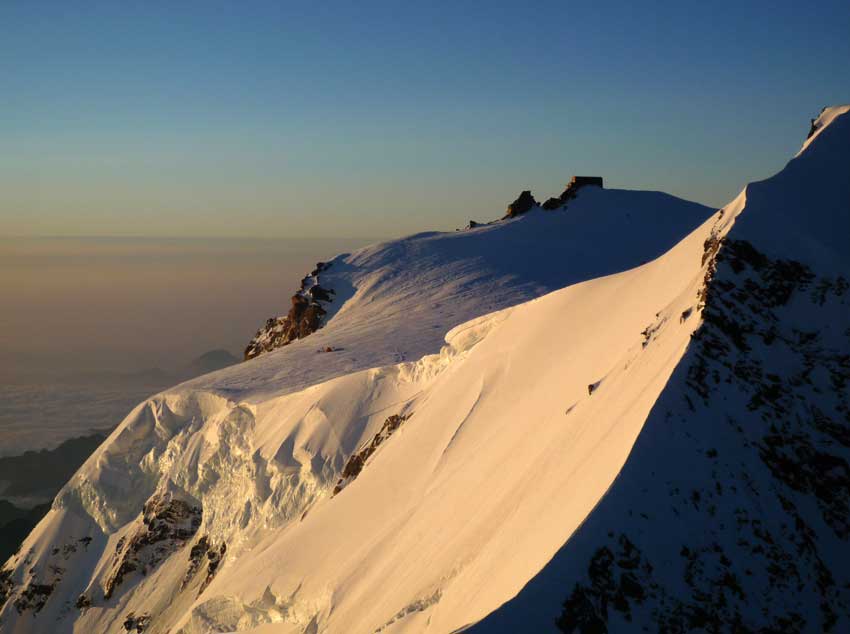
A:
[
  {"left": 3, "top": 2, "right": 849, "bottom": 241},
  {"left": 0, "top": 234, "right": 377, "bottom": 454},
  {"left": 0, "top": 235, "right": 376, "bottom": 381}
]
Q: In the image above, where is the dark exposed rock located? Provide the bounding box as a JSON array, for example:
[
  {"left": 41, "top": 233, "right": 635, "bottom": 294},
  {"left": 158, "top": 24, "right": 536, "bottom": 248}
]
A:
[
  {"left": 75, "top": 593, "right": 91, "bottom": 611},
  {"left": 181, "top": 535, "right": 210, "bottom": 590},
  {"left": 333, "top": 414, "right": 411, "bottom": 496},
  {"left": 556, "top": 531, "right": 814, "bottom": 634},
  {"left": 199, "top": 542, "right": 227, "bottom": 595},
  {"left": 538, "top": 176, "right": 604, "bottom": 215},
  {"left": 556, "top": 535, "right": 648, "bottom": 634},
  {"left": 807, "top": 108, "right": 826, "bottom": 139},
  {"left": 809, "top": 118, "right": 819, "bottom": 139},
  {"left": 245, "top": 261, "right": 335, "bottom": 360},
  {"left": 182, "top": 535, "right": 227, "bottom": 597},
  {"left": 310, "top": 285, "right": 334, "bottom": 302},
  {"left": 557, "top": 176, "right": 604, "bottom": 204},
  {"left": 123, "top": 611, "right": 152, "bottom": 633},
  {"left": 1, "top": 534, "right": 88, "bottom": 614},
  {"left": 104, "top": 493, "right": 202, "bottom": 600},
  {"left": 541, "top": 197, "right": 563, "bottom": 211},
  {"left": 504, "top": 190, "right": 538, "bottom": 218},
  {"left": 13, "top": 580, "right": 56, "bottom": 614},
  {"left": 0, "top": 567, "right": 13, "bottom": 609},
  {"left": 556, "top": 227, "right": 850, "bottom": 633}
]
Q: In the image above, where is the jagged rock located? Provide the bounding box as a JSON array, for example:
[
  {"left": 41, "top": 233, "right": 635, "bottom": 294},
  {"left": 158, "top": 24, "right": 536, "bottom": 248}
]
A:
[
  {"left": 557, "top": 176, "right": 604, "bottom": 204},
  {"left": 13, "top": 580, "right": 55, "bottom": 614},
  {"left": 75, "top": 593, "right": 91, "bottom": 611},
  {"left": 541, "top": 197, "right": 563, "bottom": 211},
  {"left": 808, "top": 108, "right": 826, "bottom": 139},
  {"left": 333, "top": 414, "right": 411, "bottom": 495},
  {"left": 182, "top": 535, "right": 227, "bottom": 597},
  {"left": 504, "top": 190, "right": 537, "bottom": 218},
  {"left": 556, "top": 232, "right": 850, "bottom": 633},
  {"left": 199, "top": 542, "right": 227, "bottom": 595},
  {"left": 310, "top": 285, "right": 334, "bottom": 302},
  {"left": 245, "top": 262, "right": 335, "bottom": 360},
  {"left": 181, "top": 535, "right": 210, "bottom": 590},
  {"left": 104, "top": 492, "right": 202, "bottom": 600},
  {"left": 123, "top": 611, "right": 152, "bottom": 633},
  {"left": 556, "top": 535, "right": 648, "bottom": 634},
  {"left": 0, "top": 567, "right": 13, "bottom": 609},
  {"left": 538, "top": 177, "right": 604, "bottom": 215}
]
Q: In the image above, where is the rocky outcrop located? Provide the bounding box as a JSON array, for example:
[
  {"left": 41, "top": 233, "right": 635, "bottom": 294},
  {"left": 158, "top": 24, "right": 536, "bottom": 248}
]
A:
[
  {"left": 554, "top": 231, "right": 850, "bottom": 633},
  {"left": 199, "top": 541, "right": 226, "bottom": 594},
  {"left": 333, "top": 414, "right": 411, "bottom": 495},
  {"left": 522, "top": 177, "right": 604, "bottom": 215},
  {"left": 808, "top": 107, "right": 826, "bottom": 138},
  {"left": 0, "top": 568, "right": 13, "bottom": 608},
  {"left": 504, "top": 190, "right": 538, "bottom": 218},
  {"left": 75, "top": 593, "right": 91, "bottom": 610},
  {"left": 541, "top": 197, "right": 563, "bottom": 211},
  {"left": 123, "top": 611, "right": 151, "bottom": 633},
  {"left": 181, "top": 534, "right": 227, "bottom": 597},
  {"left": 13, "top": 580, "right": 57, "bottom": 614},
  {"left": 0, "top": 534, "right": 93, "bottom": 617},
  {"left": 550, "top": 176, "right": 604, "bottom": 211},
  {"left": 244, "top": 262, "right": 336, "bottom": 360},
  {"left": 104, "top": 492, "right": 202, "bottom": 600}
]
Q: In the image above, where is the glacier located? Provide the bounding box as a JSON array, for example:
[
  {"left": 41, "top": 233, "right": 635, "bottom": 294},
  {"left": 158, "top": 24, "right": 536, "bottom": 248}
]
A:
[{"left": 1, "top": 106, "right": 848, "bottom": 634}]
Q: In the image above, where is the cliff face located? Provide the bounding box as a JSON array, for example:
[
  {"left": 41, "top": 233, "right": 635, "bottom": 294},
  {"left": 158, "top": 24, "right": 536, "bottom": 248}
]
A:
[
  {"left": 243, "top": 262, "right": 335, "bottom": 360},
  {"left": 0, "top": 181, "right": 713, "bottom": 634},
  {"left": 470, "top": 105, "right": 850, "bottom": 634},
  {"left": 3, "top": 108, "right": 845, "bottom": 634}
]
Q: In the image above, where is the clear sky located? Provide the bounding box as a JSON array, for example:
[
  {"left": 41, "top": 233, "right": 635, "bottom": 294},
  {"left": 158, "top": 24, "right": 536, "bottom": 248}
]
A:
[{"left": 2, "top": 0, "right": 848, "bottom": 238}]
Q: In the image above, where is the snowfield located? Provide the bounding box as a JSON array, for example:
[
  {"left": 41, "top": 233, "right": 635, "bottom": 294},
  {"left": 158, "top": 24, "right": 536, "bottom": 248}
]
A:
[{"left": 1, "top": 106, "right": 848, "bottom": 634}]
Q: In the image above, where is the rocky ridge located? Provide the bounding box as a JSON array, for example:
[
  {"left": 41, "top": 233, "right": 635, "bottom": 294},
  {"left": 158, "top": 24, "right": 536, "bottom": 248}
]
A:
[{"left": 244, "top": 261, "right": 336, "bottom": 360}]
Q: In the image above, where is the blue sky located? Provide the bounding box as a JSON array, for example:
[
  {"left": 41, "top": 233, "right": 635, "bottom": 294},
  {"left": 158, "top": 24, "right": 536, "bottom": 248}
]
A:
[{"left": 2, "top": 0, "right": 848, "bottom": 238}]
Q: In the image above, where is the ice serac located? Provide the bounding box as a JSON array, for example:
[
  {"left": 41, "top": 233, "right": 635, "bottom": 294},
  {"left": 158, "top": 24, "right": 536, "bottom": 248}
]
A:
[
  {"left": 470, "top": 105, "right": 850, "bottom": 633},
  {"left": 2, "top": 106, "right": 846, "bottom": 634},
  {"left": 0, "top": 175, "right": 712, "bottom": 633}
]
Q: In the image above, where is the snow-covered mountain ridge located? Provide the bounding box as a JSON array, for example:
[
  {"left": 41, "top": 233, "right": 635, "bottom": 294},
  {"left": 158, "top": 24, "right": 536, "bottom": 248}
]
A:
[
  {"left": 1, "top": 106, "right": 847, "bottom": 634},
  {"left": 471, "top": 104, "right": 850, "bottom": 633}
]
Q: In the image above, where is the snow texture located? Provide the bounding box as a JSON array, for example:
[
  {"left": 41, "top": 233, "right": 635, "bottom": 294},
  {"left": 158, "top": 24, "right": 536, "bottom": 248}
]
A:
[{"left": 1, "top": 106, "right": 847, "bottom": 634}]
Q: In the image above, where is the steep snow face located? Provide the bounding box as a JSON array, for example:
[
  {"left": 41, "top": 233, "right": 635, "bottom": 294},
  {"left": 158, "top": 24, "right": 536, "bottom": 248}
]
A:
[
  {"left": 471, "top": 107, "right": 850, "bottom": 633},
  {"left": 0, "top": 184, "right": 713, "bottom": 633},
  {"left": 209, "top": 188, "right": 712, "bottom": 401},
  {"left": 2, "top": 107, "right": 845, "bottom": 634},
  {"left": 175, "top": 214, "right": 721, "bottom": 634}
]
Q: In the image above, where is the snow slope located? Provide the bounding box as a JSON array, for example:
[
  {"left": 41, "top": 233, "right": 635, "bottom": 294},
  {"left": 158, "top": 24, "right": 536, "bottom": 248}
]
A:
[
  {"left": 0, "top": 213, "right": 717, "bottom": 633},
  {"left": 0, "top": 184, "right": 712, "bottom": 634},
  {"left": 190, "top": 187, "right": 711, "bottom": 401},
  {"left": 1, "top": 106, "right": 847, "bottom": 634},
  {"left": 472, "top": 105, "right": 850, "bottom": 632}
]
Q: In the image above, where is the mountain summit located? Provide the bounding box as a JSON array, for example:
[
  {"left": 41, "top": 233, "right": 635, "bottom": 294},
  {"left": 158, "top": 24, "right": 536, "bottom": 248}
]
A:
[{"left": 1, "top": 107, "right": 848, "bottom": 634}]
